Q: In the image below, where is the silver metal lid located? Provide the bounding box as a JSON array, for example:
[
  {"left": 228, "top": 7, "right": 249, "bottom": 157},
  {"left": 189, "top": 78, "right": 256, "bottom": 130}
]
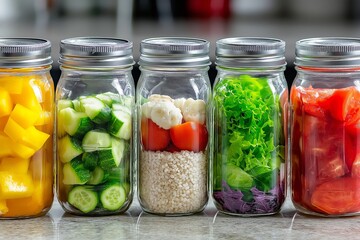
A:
[
  {"left": 139, "top": 37, "right": 210, "bottom": 68},
  {"left": 59, "top": 37, "right": 134, "bottom": 68},
  {"left": 0, "top": 38, "right": 52, "bottom": 68},
  {"left": 216, "top": 37, "right": 286, "bottom": 68},
  {"left": 295, "top": 37, "right": 360, "bottom": 67}
]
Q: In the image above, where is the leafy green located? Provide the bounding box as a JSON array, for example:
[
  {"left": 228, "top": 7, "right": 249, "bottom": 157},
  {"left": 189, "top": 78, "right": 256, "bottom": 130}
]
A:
[
  {"left": 213, "top": 74, "right": 285, "bottom": 193},
  {"left": 225, "top": 163, "right": 254, "bottom": 190}
]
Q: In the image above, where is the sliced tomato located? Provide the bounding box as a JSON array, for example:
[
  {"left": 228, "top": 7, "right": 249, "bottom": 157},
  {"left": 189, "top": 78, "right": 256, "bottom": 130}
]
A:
[
  {"left": 311, "top": 177, "right": 360, "bottom": 215},
  {"left": 326, "top": 87, "right": 355, "bottom": 121},
  {"left": 352, "top": 155, "right": 360, "bottom": 177},
  {"left": 296, "top": 86, "right": 334, "bottom": 119},
  {"left": 345, "top": 134, "right": 357, "bottom": 172},
  {"left": 170, "top": 122, "right": 208, "bottom": 152},
  {"left": 141, "top": 118, "right": 170, "bottom": 151}
]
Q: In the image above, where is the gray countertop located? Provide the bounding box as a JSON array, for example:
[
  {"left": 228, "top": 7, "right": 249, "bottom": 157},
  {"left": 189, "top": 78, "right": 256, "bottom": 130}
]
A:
[{"left": 1, "top": 197, "right": 360, "bottom": 240}]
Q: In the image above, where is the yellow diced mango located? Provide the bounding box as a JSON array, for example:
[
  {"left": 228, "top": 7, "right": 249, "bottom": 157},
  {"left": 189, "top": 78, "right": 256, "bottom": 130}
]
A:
[
  {"left": 0, "top": 172, "right": 34, "bottom": 199},
  {"left": 0, "top": 157, "right": 30, "bottom": 174},
  {"left": 9, "top": 104, "right": 39, "bottom": 128},
  {"left": 10, "top": 82, "right": 42, "bottom": 112},
  {"left": 0, "top": 76, "right": 23, "bottom": 94},
  {"left": 20, "top": 126, "right": 50, "bottom": 151},
  {"left": 0, "top": 134, "right": 13, "bottom": 158},
  {"left": 34, "top": 111, "right": 51, "bottom": 126},
  {"left": 4, "top": 180, "right": 51, "bottom": 217},
  {"left": 0, "top": 116, "right": 8, "bottom": 132},
  {"left": 0, "top": 87, "right": 13, "bottom": 118},
  {"left": 0, "top": 199, "right": 8, "bottom": 214},
  {"left": 10, "top": 141, "right": 35, "bottom": 159},
  {"left": 4, "top": 117, "right": 26, "bottom": 142}
]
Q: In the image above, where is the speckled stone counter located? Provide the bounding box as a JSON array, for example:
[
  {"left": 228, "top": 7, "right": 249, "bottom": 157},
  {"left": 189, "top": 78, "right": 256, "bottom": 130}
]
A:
[{"left": 1, "top": 198, "right": 360, "bottom": 240}]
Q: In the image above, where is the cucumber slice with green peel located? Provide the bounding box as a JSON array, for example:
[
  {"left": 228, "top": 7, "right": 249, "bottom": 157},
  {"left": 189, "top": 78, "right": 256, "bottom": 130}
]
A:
[
  {"left": 103, "top": 92, "right": 122, "bottom": 103},
  {"left": 58, "top": 135, "right": 83, "bottom": 163},
  {"left": 72, "top": 99, "right": 83, "bottom": 112},
  {"left": 60, "top": 107, "right": 94, "bottom": 137},
  {"left": 63, "top": 157, "right": 91, "bottom": 185},
  {"left": 82, "top": 152, "right": 99, "bottom": 170},
  {"left": 100, "top": 183, "right": 126, "bottom": 211},
  {"left": 95, "top": 93, "right": 114, "bottom": 107},
  {"left": 58, "top": 99, "right": 73, "bottom": 111},
  {"left": 111, "top": 104, "right": 131, "bottom": 115},
  {"left": 80, "top": 97, "right": 112, "bottom": 124},
  {"left": 88, "top": 166, "right": 109, "bottom": 185},
  {"left": 108, "top": 110, "right": 132, "bottom": 140},
  {"left": 98, "top": 138, "right": 125, "bottom": 170},
  {"left": 82, "top": 130, "right": 112, "bottom": 152},
  {"left": 68, "top": 186, "right": 98, "bottom": 213},
  {"left": 122, "top": 96, "right": 133, "bottom": 108}
]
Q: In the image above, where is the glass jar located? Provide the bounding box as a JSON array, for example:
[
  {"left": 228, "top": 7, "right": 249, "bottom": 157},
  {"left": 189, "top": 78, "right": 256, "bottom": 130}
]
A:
[
  {"left": 291, "top": 37, "right": 360, "bottom": 217},
  {"left": 56, "top": 37, "right": 135, "bottom": 216},
  {"left": 137, "top": 37, "right": 211, "bottom": 215},
  {"left": 212, "top": 37, "right": 288, "bottom": 216},
  {"left": 0, "top": 38, "right": 54, "bottom": 218}
]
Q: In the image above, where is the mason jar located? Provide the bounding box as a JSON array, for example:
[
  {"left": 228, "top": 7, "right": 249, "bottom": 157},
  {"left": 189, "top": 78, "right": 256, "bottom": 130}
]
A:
[
  {"left": 212, "top": 37, "right": 288, "bottom": 216},
  {"left": 137, "top": 37, "right": 211, "bottom": 215},
  {"left": 291, "top": 37, "right": 360, "bottom": 217},
  {"left": 0, "top": 38, "right": 54, "bottom": 218},
  {"left": 56, "top": 37, "right": 134, "bottom": 216}
]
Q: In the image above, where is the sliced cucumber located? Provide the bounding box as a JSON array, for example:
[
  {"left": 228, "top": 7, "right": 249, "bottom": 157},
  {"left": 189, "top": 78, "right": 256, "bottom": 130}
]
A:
[
  {"left": 108, "top": 110, "right": 132, "bottom": 140},
  {"left": 58, "top": 135, "right": 83, "bottom": 163},
  {"left": 100, "top": 183, "right": 126, "bottom": 211},
  {"left": 82, "top": 130, "right": 112, "bottom": 152},
  {"left": 58, "top": 99, "right": 73, "bottom": 111},
  {"left": 104, "top": 92, "right": 122, "bottom": 103},
  {"left": 68, "top": 186, "right": 98, "bottom": 213},
  {"left": 80, "top": 97, "right": 111, "bottom": 124},
  {"left": 88, "top": 166, "right": 108, "bottom": 185},
  {"left": 72, "top": 99, "right": 83, "bottom": 112},
  {"left": 95, "top": 93, "right": 114, "bottom": 107},
  {"left": 82, "top": 152, "right": 99, "bottom": 170},
  {"left": 60, "top": 107, "right": 93, "bottom": 137},
  {"left": 98, "top": 138, "right": 125, "bottom": 170},
  {"left": 63, "top": 157, "right": 91, "bottom": 185},
  {"left": 111, "top": 103, "right": 131, "bottom": 115}
]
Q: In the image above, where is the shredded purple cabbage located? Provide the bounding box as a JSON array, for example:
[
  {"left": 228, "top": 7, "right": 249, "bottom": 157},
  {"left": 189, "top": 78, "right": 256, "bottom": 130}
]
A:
[{"left": 213, "top": 181, "right": 284, "bottom": 214}]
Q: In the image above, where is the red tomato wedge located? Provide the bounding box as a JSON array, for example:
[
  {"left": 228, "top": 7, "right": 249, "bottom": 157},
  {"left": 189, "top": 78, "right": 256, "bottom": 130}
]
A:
[
  {"left": 141, "top": 118, "right": 170, "bottom": 151},
  {"left": 327, "top": 88, "right": 355, "bottom": 121},
  {"left": 170, "top": 122, "right": 208, "bottom": 152},
  {"left": 311, "top": 177, "right": 360, "bottom": 215}
]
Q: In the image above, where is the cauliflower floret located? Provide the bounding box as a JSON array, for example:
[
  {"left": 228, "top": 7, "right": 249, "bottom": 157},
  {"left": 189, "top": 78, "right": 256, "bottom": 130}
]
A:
[
  {"left": 150, "top": 101, "right": 182, "bottom": 129},
  {"left": 181, "top": 98, "right": 206, "bottom": 124},
  {"left": 148, "top": 94, "right": 173, "bottom": 103}
]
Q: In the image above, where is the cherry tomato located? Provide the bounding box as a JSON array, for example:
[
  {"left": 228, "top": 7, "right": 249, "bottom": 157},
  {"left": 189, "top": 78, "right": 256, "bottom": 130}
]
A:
[
  {"left": 311, "top": 177, "right": 360, "bottom": 215},
  {"left": 170, "top": 122, "right": 208, "bottom": 152},
  {"left": 141, "top": 118, "right": 170, "bottom": 151}
]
